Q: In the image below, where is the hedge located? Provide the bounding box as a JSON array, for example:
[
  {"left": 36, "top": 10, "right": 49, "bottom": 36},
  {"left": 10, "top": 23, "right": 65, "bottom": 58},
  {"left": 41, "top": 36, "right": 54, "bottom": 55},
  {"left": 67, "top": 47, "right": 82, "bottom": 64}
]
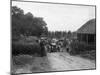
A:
[
  {"left": 69, "top": 41, "right": 96, "bottom": 56},
  {"left": 12, "top": 40, "right": 47, "bottom": 56}
]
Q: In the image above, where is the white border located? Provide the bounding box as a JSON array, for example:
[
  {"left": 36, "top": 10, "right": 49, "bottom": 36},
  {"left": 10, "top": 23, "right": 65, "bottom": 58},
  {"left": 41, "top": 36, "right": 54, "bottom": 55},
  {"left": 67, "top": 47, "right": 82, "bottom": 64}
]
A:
[{"left": 0, "top": 0, "right": 100, "bottom": 75}]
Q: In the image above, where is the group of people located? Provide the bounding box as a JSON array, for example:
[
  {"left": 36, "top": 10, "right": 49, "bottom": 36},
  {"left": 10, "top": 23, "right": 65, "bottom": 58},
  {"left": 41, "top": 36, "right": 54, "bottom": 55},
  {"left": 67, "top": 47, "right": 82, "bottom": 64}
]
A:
[{"left": 38, "top": 38, "right": 72, "bottom": 53}]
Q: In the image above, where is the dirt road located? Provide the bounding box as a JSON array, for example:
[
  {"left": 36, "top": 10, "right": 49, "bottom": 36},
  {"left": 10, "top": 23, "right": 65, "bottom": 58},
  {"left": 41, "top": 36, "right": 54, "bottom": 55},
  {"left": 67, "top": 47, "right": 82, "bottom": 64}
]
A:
[
  {"left": 47, "top": 52, "right": 95, "bottom": 71},
  {"left": 14, "top": 52, "right": 95, "bottom": 73}
]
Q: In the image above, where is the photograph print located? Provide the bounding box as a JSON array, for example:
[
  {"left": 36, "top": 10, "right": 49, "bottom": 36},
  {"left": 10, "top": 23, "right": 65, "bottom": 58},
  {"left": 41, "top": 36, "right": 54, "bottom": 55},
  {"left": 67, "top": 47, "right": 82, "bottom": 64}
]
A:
[{"left": 11, "top": 0, "right": 96, "bottom": 74}]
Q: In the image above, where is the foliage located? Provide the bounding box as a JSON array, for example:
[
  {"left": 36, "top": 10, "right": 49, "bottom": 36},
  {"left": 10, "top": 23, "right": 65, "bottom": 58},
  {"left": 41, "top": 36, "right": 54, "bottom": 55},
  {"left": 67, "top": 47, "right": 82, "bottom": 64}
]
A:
[
  {"left": 12, "top": 40, "right": 41, "bottom": 56},
  {"left": 48, "top": 31, "right": 68, "bottom": 39},
  {"left": 47, "top": 30, "right": 74, "bottom": 39},
  {"left": 12, "top": 55, "right": 34, "bottom": 66},
  {"left": 12, "top": 6, "right": 48, "bottom": 39},
  {"left": 80, "top": 50, "right": 96, "bottom": 60},
  {"left": 69, "top": 41, "right": 96, "bottom": 54}
]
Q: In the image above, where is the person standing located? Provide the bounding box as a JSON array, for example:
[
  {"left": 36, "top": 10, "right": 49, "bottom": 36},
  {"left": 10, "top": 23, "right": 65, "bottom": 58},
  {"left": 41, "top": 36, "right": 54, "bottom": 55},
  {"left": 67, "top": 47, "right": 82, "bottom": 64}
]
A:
[{"left": 40, "top": 39, "right": 47, "bottom": 57}]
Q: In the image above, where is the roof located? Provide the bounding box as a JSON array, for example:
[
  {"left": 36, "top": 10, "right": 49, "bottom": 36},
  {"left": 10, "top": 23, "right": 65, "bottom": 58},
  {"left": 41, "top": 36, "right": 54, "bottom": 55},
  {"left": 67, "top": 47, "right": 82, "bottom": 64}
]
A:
[{"left": 77, "top": 19, "right": 96, "bottom": 34}]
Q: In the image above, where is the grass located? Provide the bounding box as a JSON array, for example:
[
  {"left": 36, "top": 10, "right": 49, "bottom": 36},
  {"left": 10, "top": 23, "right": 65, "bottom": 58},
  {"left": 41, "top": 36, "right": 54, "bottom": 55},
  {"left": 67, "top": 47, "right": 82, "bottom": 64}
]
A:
[
  {"left": 69, "top": 41, "right": 96, "bottom": 60},
  {"left": 80, "top": 50, "right": 96, "bottom": 60}
]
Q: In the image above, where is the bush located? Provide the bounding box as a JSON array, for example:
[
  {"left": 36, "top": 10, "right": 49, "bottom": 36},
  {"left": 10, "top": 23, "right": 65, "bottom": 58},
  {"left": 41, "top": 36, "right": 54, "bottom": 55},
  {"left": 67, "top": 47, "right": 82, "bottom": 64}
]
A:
[
  {"left": 12, "top": 55, "right": 34, "bottom": 66},
  {"left": 69, "top": 41, "right": 96, "bottom": 55},
  {"left": 69, "top": 41, "right": 85, "bottom": 55},
  {"left": 85, "top": 44, "right": 96, "bottom": 51},
  {"left": 12, "top": 40, "right": 46, "bottom": 56},
  {"left": 80, "top": 50, "right": 96, "bottom": 60}
]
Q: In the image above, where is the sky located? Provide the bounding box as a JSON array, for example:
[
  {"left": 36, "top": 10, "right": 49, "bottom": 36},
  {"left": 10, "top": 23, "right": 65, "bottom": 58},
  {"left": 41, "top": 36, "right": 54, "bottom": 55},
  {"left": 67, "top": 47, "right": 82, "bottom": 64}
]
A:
[{"left": 12, "top": 1, "right": 95, "bottom": 32}]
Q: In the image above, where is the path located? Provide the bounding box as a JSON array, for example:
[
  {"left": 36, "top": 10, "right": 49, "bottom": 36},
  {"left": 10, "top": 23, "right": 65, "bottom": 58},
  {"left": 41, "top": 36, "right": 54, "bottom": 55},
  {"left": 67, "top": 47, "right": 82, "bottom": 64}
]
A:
[
  {"left": 13, "top": 52, "right": 95, "bottom": 74},
  {"left": 47, "top": 52, "right": 95, "bottom": 71}
]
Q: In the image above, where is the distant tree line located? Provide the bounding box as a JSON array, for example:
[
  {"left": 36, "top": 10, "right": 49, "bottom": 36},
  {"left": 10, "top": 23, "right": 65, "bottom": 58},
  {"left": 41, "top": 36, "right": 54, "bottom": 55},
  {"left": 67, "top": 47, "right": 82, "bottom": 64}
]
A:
[
  {"left": 12, "top": 6, "right": 48, "bottom": 39},
  {"left": 47, "top": 31, "right": 72, "bottom": 39}
]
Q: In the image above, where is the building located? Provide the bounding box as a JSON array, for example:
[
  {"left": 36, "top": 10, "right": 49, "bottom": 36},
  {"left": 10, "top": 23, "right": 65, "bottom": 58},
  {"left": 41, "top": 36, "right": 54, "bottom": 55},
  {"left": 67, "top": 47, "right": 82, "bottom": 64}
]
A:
[{"left": 77, "top": 19, "right": 96, "bottom": 45}]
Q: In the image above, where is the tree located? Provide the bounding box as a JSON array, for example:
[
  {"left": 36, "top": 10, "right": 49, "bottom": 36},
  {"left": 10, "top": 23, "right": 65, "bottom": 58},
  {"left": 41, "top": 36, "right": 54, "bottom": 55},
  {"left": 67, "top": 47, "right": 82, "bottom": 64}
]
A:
[
  {"left": 12, "top": 6, "right": 48, "bottom": 39},
  {"left": 67, "top": 31, "right": 72, "bottom": 38},
  {"left": 12, "top": 6, "right": 24, "bottom": 16}
]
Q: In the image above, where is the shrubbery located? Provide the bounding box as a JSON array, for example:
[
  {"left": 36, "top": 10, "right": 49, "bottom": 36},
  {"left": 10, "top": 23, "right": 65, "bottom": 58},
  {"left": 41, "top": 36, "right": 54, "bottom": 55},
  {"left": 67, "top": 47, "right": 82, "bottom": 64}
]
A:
[
  {"left": 12, "top": 41, "right": 41, "bottom": 56},
  {"left": 80, "top": 50, "right": 96, "bottom": 60},
  {"left": 69, "top": 41, "right": 86, "bottom": 55},
  {"left": 12, "top": 55, "right": 34, "bottom": 66},
  {"left": 69, "top": 40, "right": 96, "bottom": 60}
]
